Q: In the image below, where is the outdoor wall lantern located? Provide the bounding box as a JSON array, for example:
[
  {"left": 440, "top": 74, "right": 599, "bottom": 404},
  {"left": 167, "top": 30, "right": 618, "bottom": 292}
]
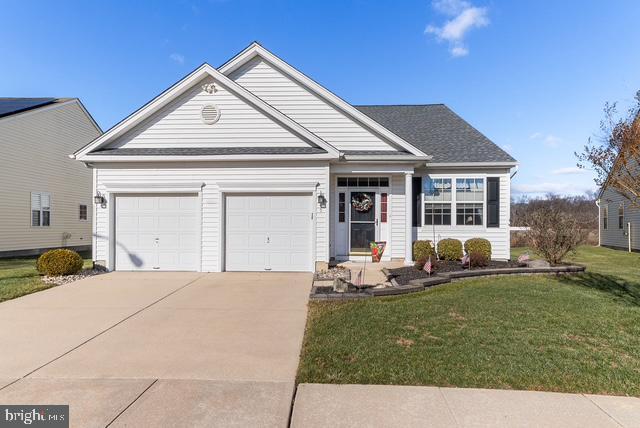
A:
[
  {"left": 94, "top": 193, "right": 106, "bottom": 208},
  {"left": 317, "top": 193, "right": 327, "bottom": 208}
]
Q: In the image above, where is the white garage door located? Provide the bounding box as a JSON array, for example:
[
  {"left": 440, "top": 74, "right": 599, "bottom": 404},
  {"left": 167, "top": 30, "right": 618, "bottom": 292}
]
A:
[
  {"left": 225, "top": 194, "right": 313, "bottom": 272},
  {"left": 115, "top": 194, "right": 200, "bottom": 271}
]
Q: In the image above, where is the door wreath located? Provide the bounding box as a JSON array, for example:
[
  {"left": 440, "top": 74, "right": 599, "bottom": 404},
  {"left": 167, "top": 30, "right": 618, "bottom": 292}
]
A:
[{"left": 351, "top": 193, "right": 373, "bottom": 212}]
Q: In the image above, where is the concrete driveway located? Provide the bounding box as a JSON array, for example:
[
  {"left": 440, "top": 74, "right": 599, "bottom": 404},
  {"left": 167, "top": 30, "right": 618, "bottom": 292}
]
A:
[{"left": 0, "top": 271, "right": 312, "bottom": 427}]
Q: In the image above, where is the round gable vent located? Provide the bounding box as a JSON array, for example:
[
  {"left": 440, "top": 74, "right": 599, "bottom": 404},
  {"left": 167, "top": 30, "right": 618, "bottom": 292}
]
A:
[{"left": 201, "top": 104, "right": 221, "bottom": 124}]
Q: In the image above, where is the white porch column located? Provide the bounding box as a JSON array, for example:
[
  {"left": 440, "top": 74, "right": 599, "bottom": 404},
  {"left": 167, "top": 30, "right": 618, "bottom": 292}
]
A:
[{"left": 404, "top": 171, "right": 413, "bottom": 265}]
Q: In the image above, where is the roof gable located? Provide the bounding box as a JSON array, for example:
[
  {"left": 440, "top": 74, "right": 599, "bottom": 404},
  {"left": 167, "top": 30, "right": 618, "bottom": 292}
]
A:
[
  {"left": 219, "top": 43, "right": 428, "bottom": 157},
  {"left": 74, "top": 64, "right": 339, "bottom": 161}
]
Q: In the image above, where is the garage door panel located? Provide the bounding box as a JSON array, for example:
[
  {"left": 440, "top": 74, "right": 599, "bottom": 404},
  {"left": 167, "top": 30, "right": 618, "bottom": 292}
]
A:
[
  {"left": 225, "top": 194, "right": 312, "bottom": 272},
  {"left": 115, "top": 194, "right": 199, "bottom": 271},
  {"left": 137, "top": 198, "right": 157, "bottom": 210}
]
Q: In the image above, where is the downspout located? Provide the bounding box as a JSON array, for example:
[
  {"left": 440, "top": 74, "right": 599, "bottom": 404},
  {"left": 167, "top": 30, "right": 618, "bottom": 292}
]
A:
[
  {"left": 628, "top": 221, "right": 632, "bottom": 253},
  {"left": 595, "top": 199, "right": 601, "bottom": 247}
]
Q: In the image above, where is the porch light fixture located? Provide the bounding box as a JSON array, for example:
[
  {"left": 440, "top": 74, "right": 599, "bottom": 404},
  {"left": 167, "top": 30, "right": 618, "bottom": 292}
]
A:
[
  {"left": 317, "top": 193, "right": 327, "bottom": 208},
  {"left": 94, "top": 193, "right": 106, "bottom": 208}
]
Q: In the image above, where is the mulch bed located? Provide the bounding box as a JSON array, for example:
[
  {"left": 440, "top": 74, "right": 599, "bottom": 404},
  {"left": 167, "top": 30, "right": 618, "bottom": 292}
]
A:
[{"left": 389, "top": 260, "right": 522, "bottom": 285}]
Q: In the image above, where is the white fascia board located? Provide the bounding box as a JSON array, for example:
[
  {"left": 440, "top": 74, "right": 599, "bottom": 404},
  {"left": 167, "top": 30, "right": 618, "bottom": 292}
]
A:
[
  {"left": 74, "top": 63, "right": 340, "bottom": 160},
  {"left": 218, "top": 43, "right": 429, "bottom": 158},
  {"left": 342, "top": 155, "right": 432, "bottom": 161},
  {"left": 426, "top": 161, "right": 519, "bottom": 168},
  {"left": 79, "top": 153, "right": 336, "bottom": 162}
]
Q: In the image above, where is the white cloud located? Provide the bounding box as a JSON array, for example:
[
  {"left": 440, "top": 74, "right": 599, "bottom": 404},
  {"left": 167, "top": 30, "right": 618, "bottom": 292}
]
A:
[
  {"left": 512, "top": 182, "right": 597, "bottom": 196},
  {"left": 529, "top": 132, "right": 562, "bottom": 148},
  {"left": 501, "top": 143, "right": 513, "bottom": 151},
  {"left": 551, "top": 166, "right": 586, "bottom": 175},
  {"left": 169, "top": 53, "right": 185, "bottom": 65},
  {"left": 425, "top": 1, "right": 489, "bottom": 57}
]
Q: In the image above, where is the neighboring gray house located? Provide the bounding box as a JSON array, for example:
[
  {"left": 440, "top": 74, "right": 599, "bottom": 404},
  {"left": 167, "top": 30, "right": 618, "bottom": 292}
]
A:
[
  {"left": 73, "top": 43, "right": 517, "bottom": 272},
  {"left": 0, "top": 98, "right": 102, "bottom": 258},
  {"left": 597, "top": 174, "right": 639, "bottom": 252}
]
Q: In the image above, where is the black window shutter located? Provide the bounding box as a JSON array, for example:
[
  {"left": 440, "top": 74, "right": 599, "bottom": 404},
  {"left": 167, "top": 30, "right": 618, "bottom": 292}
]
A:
[
  {"left": 487, "top": 177, "right": 500, "bottom": 228},
  {"left": 412, "top": 176, "right": 421, "bottom": 227}
]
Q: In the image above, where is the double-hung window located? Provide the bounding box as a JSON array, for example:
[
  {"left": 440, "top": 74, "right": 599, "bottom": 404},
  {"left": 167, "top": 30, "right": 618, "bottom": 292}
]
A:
[
  {"left": 603, "top": 205, "right": 608, "bottom": 230},
  {"left": 31, "top": 192, "right": 51, "bottom": 227},
  {"left": 456, "top": 178, "right": 484, "bottom": 226},
  {"left": 423, "top": 178, "right": 452, "bottom": 225},
  {"left": 618, "top": 203, "right": 624, "bottom": 229}
]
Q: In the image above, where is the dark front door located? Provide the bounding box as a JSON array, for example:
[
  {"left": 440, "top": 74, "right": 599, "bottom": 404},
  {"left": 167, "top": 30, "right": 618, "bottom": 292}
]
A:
[{"left": 350, "top": 191, "right": 376, "bottom": 253}]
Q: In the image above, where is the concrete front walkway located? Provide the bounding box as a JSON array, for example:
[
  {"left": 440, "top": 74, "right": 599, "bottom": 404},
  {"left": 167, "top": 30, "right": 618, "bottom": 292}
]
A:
[
  {"left": 0, "top": 271, "right": 312, "bottom": 427},
  {"left": 292, "top": 384, "right": 640, "bottom": 428}
]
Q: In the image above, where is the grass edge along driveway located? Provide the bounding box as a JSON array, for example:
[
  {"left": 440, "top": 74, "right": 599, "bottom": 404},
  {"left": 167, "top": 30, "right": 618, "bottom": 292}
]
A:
[
  {"left": 0, "top": 257, "right": 92, "bottom": 303},
  {"left": 297, "top": 246, "right": 640, "bottom": 396}
]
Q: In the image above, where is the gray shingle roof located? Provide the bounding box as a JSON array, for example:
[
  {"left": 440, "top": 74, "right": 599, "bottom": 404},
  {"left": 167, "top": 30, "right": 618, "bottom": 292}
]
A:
[
  {"left": 355, "top": 104, "right": 516, "bottom": 163},
  {"left": 0, "top": 98, "right": 57, "bottom": 118},
  {"left": 90, "top": 146, "right": 327, "bottom": 156}
]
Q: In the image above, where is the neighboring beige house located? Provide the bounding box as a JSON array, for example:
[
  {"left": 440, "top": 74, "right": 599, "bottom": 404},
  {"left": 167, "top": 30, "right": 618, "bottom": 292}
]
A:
[
  {"left": 598, "top": 176, "right": 639, "bottom": 252},
  {"left": 0, "top": 98, "right": 102, "bottom": 258}
]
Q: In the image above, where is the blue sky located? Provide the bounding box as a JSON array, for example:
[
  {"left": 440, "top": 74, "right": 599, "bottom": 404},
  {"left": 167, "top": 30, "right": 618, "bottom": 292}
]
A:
[{"left": 2, "top": 0, "right": 639, "bottom": 197}]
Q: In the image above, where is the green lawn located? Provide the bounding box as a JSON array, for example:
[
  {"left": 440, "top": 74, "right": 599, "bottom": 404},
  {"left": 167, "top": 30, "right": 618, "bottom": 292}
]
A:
[
  {"left": 298, "top": 246, "right": 640, "bottom": 396},
  {"left": 0, "top": 257, "right": 92, "bottom": 303}
]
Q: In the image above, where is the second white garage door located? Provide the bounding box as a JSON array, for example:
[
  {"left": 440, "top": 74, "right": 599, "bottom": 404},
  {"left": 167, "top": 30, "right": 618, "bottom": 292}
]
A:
[{"left": 225, "top": 194, "right": 313, "bottom": 272}]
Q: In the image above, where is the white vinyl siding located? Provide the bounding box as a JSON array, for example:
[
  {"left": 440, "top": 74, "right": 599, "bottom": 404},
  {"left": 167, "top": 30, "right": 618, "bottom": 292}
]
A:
[
  {"left": 108, "top": 76, "right": 309, "bottom": 149},
  {"left": 600, "top": 187, "right": 639, "bottom": 250},
  {"left": 390, "top": 175, "right": 407, "bottom": 259},
  {"left": 416, "top": 170, "right": 511, "bottom": 260},
  {"left": 94, "top": 161, "right": 329, "bottom": 271},
  {"left": 229, "top": 57, "right": 398, "bottom": 152},
  {"left": 0, "top": 101, "right": 99, "bottom": 252}
]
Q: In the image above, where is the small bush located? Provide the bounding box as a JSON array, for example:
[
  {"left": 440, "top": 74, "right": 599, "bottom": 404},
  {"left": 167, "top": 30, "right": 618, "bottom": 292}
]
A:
[
  {"left": 413, "top": 240, "right": 436, "bottom": 261},
  {"left": 414, "top": 257, "right": 427, "bottom": 270},
  {"left": 36, "top": 249, "right": 84, "bottom": 276},
  {"left": 469, "top": 251, "right": 489, "bottom": 268},
  {"left": 464, "top": 238, "right": 492, "bottom": 260},
  {"left": 524, "top": 205, "right": 585, "bottom": 264},
  {"left": 438, "top": 239, "right": 463, "bottom": 261}
]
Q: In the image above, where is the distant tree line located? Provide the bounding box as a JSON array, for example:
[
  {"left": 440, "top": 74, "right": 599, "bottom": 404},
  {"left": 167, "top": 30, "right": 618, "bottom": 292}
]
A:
[{"left": 511, "top": 193, "right": 598, "bottom": 247}]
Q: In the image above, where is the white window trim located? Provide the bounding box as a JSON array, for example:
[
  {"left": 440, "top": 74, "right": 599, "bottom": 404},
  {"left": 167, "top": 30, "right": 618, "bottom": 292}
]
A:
[
  {"left": 31, "top": 192, "right": 51, "bottom": 227},
  {"left": 421, "top": 175, "right": 487, "bottom": 229},
  {"left": 603, "top": 205, "right": 609, "bottom": 230}
]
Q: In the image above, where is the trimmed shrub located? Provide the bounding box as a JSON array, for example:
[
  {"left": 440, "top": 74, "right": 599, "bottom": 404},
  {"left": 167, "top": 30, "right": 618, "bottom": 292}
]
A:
[
  {"left": 413, "top": 240, "right": 436, "bottom": 261},
  {"left": 36, "top": 249, "right": 84, "bottom": 276},
  {"left": 464, "top": 238, "right": 492, "bottom": 260},
  {"left": 438, "top": 239, "right": 463, "bottom": 261},
  {"left": 469, "top": 251, "right": 489, "bottom": 268}
]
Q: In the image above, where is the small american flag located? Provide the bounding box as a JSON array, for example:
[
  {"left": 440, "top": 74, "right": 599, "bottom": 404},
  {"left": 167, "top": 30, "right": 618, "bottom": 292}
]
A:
[
  {"left": 424, "top": 256, "right": 433, "bottom": 276},
  {"left": 354, "top": 269, "right": 363, "bottom": 287},
  {"left": 461, "top": 254, "right": 470, "bottom": 269}
]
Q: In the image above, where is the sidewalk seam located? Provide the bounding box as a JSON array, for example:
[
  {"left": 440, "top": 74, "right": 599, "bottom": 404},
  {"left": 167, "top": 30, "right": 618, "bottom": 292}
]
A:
[
  {"left": 438, "top": 387, "right": 461, "bottom": 427},
  {"left": 105, "top": 378, "right": 158, "bottom": 427},
  {"left": 583, "top": 394, "right": 625, "bottom": 427},
  {"left": 20, "top": 274, "right": 206, "bottom": 379}
]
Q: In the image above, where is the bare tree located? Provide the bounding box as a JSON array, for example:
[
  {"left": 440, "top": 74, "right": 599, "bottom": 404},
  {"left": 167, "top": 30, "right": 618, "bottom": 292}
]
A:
[
  {"left": 577, "top": 91, "right": 640, "bottom": 207},
  {"left": 524, "top": 202, "right": 585, "bottom": 264}
]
